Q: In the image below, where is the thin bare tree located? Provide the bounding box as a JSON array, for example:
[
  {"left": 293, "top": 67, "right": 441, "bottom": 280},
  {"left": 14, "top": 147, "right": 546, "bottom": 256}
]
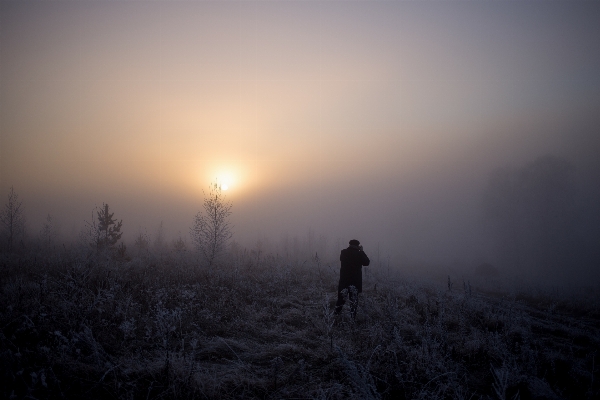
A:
[
  {"left": 39, "top": 214, "right": 58, "bottom": 250},
  {"left": 0, "top": 186, "right": 25, "bottom": 252},
  {"left": 190, "top": 181, "right": 233, "bottom": 268}
]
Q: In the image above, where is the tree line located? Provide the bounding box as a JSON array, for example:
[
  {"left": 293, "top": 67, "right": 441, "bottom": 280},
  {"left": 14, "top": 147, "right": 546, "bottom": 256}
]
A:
[
  {"left": 3, "top": 156, "right": 598, "bottom": 280},
  {"left": 0, "top": 182, "right": 233, "bottom": 268}
]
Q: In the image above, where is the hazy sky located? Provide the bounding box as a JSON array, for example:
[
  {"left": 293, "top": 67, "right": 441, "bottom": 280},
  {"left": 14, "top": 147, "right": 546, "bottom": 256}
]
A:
[{"left": 1, "top": 1, "right": 599, "bottom": 264}]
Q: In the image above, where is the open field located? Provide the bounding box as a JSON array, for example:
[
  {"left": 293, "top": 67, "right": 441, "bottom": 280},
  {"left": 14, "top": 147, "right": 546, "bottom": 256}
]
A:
[{"left": 2, "top": 249, "right": 599, "bottom": 399}]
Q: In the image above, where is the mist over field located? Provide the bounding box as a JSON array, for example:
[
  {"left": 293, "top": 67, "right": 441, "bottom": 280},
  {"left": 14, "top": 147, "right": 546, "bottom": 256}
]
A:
[
  {"left": 3, "top": 124, "right": 600, "bottom": 286},
  {"left": 2, "top": 1, "right": 600, "bottom": 284},
  {"left": 1, "top": 2, "right": 600, "bottom": 397}
]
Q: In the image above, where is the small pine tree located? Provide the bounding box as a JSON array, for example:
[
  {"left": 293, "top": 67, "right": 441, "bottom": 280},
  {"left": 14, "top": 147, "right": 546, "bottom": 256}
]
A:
[
  {"left": 96, "top": 203, "right": 123, "bottom": 250},
  {"left": 134, "top": 229, "right": 150, "bottom": 256},
  {"left": 173, "top": 233, "right": 187, "bottom": 252}
]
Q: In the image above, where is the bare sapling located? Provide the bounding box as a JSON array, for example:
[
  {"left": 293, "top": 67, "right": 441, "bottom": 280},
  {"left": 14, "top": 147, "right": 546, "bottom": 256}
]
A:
[
  {"left": 190, "top": 181, "right": 233, "bottom": 269},
  {"left": 0, "top": 186, "right": 26, "bottom": 253}
]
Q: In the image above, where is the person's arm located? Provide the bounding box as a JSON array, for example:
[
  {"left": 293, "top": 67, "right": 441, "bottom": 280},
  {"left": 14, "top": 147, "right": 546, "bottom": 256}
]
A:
[{"left": 360, "top": 250, "right": 370, "bottom": 266}]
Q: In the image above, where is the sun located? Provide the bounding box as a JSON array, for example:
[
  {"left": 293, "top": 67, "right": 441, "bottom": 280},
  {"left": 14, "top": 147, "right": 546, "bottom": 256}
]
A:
[
  {"left": 215, "top": 171, "right": 235, "bottom": 191},
  {"left": 201, "top": 163, "right": 242, "bottom": 194}
]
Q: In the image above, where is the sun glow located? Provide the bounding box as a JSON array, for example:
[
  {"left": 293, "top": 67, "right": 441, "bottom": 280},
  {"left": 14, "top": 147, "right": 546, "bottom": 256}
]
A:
[
  {"left": 195, "top": 159, "right": 264, "bottom": 197},
  {"left": 208, "top": 166, "right": 237, "bottom": 193},
  {"left": 216, "top": 172, "right": 234, "bottom": 191}
]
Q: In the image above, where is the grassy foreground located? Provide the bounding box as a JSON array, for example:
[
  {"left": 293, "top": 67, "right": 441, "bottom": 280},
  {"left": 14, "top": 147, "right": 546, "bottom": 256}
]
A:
[{"left": 1, "top": 249, "right": 599, "bottom": 399}]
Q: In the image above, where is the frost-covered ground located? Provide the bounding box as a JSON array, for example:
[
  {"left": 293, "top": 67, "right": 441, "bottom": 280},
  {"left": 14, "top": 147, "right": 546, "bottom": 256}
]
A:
[{"left": 1, "top": 248, "right": 599, "bottom": 399}]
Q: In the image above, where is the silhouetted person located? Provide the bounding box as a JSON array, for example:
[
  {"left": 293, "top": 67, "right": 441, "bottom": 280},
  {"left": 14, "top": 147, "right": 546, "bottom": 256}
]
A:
[{"left": 335, "top": 239, "right": 370, "bottom": 318}]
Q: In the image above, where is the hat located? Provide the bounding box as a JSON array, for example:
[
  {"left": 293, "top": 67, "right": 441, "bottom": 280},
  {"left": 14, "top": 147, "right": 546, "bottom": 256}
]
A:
[{"left": 349, "top": 239, "right": 360, "bottom": 246}]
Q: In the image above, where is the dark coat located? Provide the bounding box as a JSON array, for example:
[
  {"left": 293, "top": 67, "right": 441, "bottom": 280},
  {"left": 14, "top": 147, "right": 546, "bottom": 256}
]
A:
[{"left": 338, "top": 246, "right": 370, "bottom": 293}]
